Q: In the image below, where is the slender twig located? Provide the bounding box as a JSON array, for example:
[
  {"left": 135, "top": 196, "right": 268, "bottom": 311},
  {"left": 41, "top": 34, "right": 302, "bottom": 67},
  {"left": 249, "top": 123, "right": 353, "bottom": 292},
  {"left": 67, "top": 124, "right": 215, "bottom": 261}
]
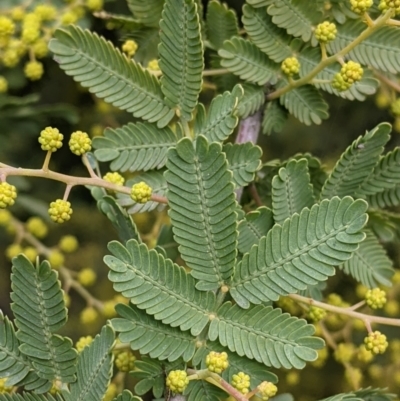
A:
[{"left": 374, "top": 69, "right": 400, "bottom": 93}]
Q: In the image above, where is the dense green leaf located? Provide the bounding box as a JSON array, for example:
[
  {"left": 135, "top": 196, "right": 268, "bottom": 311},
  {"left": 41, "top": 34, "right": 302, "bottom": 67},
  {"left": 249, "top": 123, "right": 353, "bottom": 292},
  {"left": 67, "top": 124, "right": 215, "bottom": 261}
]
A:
[
  {"left": 272, "top": 159, "right": 315, "bottom": 224},
  {"left": 126, "top": 0, "right": 164, "bottom": 27},
  {"left": 0, "top": 394, "right": 63, "bottom": 401},
  {"left": 209, "top": 302, "right": 324, "bottom": 369},
  {"left": 11, "top": 256, "right": 77, "bottom": 383},
  {"left": 105, "top": 240, "right": 215, "bottom": 335},
  {"left": 237, "top": 83, "right": 265, "bottom": 118},
  {"left": 94, "top": 11, "right": 143, "bottom": 31},
  {"left": 246, "top": 0, "right": 274, "bottom": 7},
  {"left": 267, "top": 0, "right": 323, "bottom": 42},
  {"left": 210, "top": 54, "right": 240, "bottom": 92},
  {"left": 184, "top": 380, "right": 226, "bottom": 401},
  {"left": 262, "top": 100, "right": 288, "bottom": 134},
  {"left": 111, "top": 390, "right": 143, "bottom": 401},
  {"left": 112, "top": 303, "right": 197, "bottom": 361},
  {"left": 230, "top": 197, "right": 368, "bottom": 308},
  {"left": 223, "top": 142, "right": 262, "bottom": 188},
  {"left": 242, "top": 5, "right": 292, "bottom": 63},
  {"left": 327, "top": 21, "right": 400, "bottom": 74},
  {"left": 367, "top": 186, "right": 400, "bottom": 209},
  {"left": 206, "top": 0, "right": 239, "bottom": 50},
  {"left": 280, "top": 83, "right": 329, "bottom": 125},
  {"left": 165, "top": 136, "right": 238, "bottom": 290},
  {"left": 321, "top": 123, "right": 391, "bottom": 200},
  {"left": 219, "top": 37, "right": 279, "bottom": 86},
  {"left": 354, "top": 387, "right": 397, "bottom": 401},
  {"left": 63, "top": 325, "right": 114, "bottom": 401},
  {"left": 159, "top": 0, "right": 203, "bottom": 121},
  {"left": 93, "top": 123, "right": 179, "bottom": 172},
  {"left": 340, "top": 230, "right": 394, "bottom": 288},
  {"left": 48, "top": 26, "right": 174, "bottom": 128}
]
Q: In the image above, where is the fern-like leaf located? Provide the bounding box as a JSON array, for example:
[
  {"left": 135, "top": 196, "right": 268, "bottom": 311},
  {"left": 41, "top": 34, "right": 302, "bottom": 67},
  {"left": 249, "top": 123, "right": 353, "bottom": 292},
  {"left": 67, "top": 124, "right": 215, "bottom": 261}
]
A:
[
  {"left": 112, "top": 303, "right": 197, "bottom": 362},
  {"left": 165, "top": 135, "right": 238, "bottom": 290},
  {"left": 126, "top": 0, "right": 164, "bottom": 27},
  {"left": 262, "top": 100, "right": 288, "bottom": 134},
  {"left": 340, "top": 230, "right": 394, "bottom": 288},
  {"left": 48, "top": 26, "right": 174, "bottom": 128},
  {"left": 111, "top": 390, "right": 143, "bottom": 401},
  {"left": 247, "top": 0, "right": 274, "bottom": 7},
  {"left": 105, "top": 239, "right": 216, "bottom": 335},
  {"left": 159, "top": 0, "right": 203, "bottom": 121},
  {"left": 267, "top": 0, "right": 323, "bottom": 42},
  {"left": 219, "top": 37, "right": 279, "bottom": 86},
  {"left": 327, "top": 21, "right": 400, "bottom": 74},
  {"left": 93, "top": 123, "right": 178, "bottom": 172},
  {"left": 272, "top": 159, "right": 315, "bottom": 225},
  {"left": 206, "top": 0, "right": 239, "bottom": 50},
  {"left": 11, "top": 256, "right": 77, "bottom": 383},
  {"left": 194, "top": 85, "right": 243, "bottom": 142},
  {"left": 237, "top": 83, "right": 265, "bottom": 118},
  {"left": 223, "top": 142, "right": 262, "bottom": 188},
  {"left": 367, "top": 187, "right": 400, "bottom": 209},
  {"left": 208, "top": 302, "right": 324, "bottom": 369},
  {"left": 280, "top": 83, "right": 329, "bottom": 125},
  {"left": 184, "top": 380, "right": 226, "bottom": 401},
  {"left": 0, "top": 395, "right": 63, "bottom": 401},
  {"left": 63, "top": 325, "right": 114, "bottom": 401},
  {"left": 242, "top": 5, "right": 292, "bottom": 63},
  {"left": 230, "top": 197, "right": 368, "bottom": 308},
  {"left": 321, "top": 123, "right": 391, "bottom": 200}
]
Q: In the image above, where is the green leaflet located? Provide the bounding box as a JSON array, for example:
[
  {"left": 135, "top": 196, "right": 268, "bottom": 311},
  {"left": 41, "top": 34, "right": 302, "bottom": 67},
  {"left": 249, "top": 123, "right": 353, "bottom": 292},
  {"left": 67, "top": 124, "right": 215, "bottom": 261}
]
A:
[
  {"left": 262, "top": 100, "right": 288, "bottom": 134},
  {"left": 317, "top": 388, "right": 397, "bottom": 401},
  {"left": 111, "top": 390, "right": 143, "bottom": 401},
  {"left": 219, "top": 37, "right": 279, "bottom": 86},
  {"left": 63, "top": 325, "right": 115, "bottom": 401},
  {"left": 194, "top": 85, "right": 243, "bottom": 142},
  {"left": 93, "top": 122, "right": 179, "bottom": 172},
  {"left": 206, "top": 0, "right": 239, "bottom": 50},
  {"left": 242, "top": 5, "right": 292, "bottom": 63},
  {"left": 230, "top": 197, "right": 368, "bottom": 308},
  {"left": 126, "top": 0, "right": 164, "bottom": 28},
  {"left": 267, "top": 0, "right": 323, "bottom": 42},
  {"left": 165, "top": 135, "right": 238, "bottom": 290},
  {"left": 0, "top": 395, "right": 63, "bottom": 401},
  {"left": 367, "top": 187, "right": 400, "bottom": 209},
  {"left": 272, "top": 158, "right": 315, "bottom": 224},
  {"left": 321, "top": 123, "right": 391, "bottom": 200},
  {"left": 184, "top": 381, "right": 226, "bottom": 401},
  {"left": 105, "top": 239, "right": 216, "bottom": 335},
  {"left": 11, "top": 256, "right": 77, "bottom": 383},
  {"left": 247, "top": 0, "right": 274, "bottom": 7},
  {"left": 237, "top": 83, "right": 265, "bottom": 118},
  {"left": 208, "top": 302, "right": 324, "bottom": 369},
  {"left": 112, "top": 303, "right": 197, "bottom": 362},
  {"left": 223, "top": 142, "right": 262, "bottom": 188},
  {"left": 210, "top": 54, "right": 240, "bottom": 92},
  {"left": 48, "top": 26, "right": 174, "bottom": 128},
  {"left": 340, "top": 230, "right": 394, "bottom": 288},
  {"left": 159, "top": 0, "right": 203, "bottom": 121},
  {"left": 327, "top": 21, "right": 400, "bottom": 74}
]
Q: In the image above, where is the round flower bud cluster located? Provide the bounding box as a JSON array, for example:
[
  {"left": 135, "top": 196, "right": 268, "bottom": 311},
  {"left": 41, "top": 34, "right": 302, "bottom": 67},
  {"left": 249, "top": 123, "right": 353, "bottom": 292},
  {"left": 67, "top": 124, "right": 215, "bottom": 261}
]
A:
[
  {"left": 48, "top": 251, "right": 65, "bottom": 269},
  {"left": 34, "top": 5, "right": 57, "bottom": 21},
  {"left": 350, "top": 0, "right": 373, "bottom": 14},
  {"left": 21, "top": 13, "right": 41, "bottom": 44},
  {"left": 48, "top": 199, "right": 73, "bottom": 223},
  {"left": 69, "top": 131, "right": 92, "bottom": 155},
  {"left": 103, "top": 383, "right": 117, "bottom": 401},
  {"left": 206, "top": 351, "right": 229, "bottom": 373},
  {"left": 307, "top": 306, "right": 326, "bottom": 322},
  {"left": 344, "top": 367, "right": 362, "bottom": 388},
  {"left": 334, "top": 343, "right": 355, "bottom": 363},
  {"left": 0, "top": 16, "right": 15, "bottom": 37},
  {"left": 365, "top": 288, "right": 387, "bottom": 309},
  {"left": 391, "top": 98, "right": 400, "bottom": 116},
  {"left": 0, "top": 182, "right": 17, "bottom": 208},
  {"left": 0, "top": 210, "right": 12, "bottom": 226},
  {"left": 115, "top": 351, "right": 136, "bottom": 372},
  {"left": 166, "top": 370, "right": 189, "bottom": 394},
  {"left": 86, "top": 0, "right": 104, "bottom": 12},
  {"left": 281, "top": 57, "right": 300, "bottom": 77},
  {"left": 39, "top": 127, "right": 63, "bottom": 152},
  {"left": 6, "top": 243, "right": 22, "bottom": 260},
  {"left": 314, "top": 21, "right": 337, "bottom": 43},
  {"left": 26, "top": 217, "right": 48, "bottom": 238},
  {"left": 231, "top": 372, "right": 250, "bottom": 394},
  {"left": 75, "top": 336, "right": 93, "bottom": 353},
  {"left": 130, "top": 182, "right": 152, "bottom": 203},
  {"left": 24, "top": 246, "right": 38, "bottom": 263},
  {"left": 122, "top": 39, "right": 138, "bottom": 58},
  {"left": 332, "top": 61, "right": 363, "bottom": 91},
  {"left": 24, "top": 60, "right": 44, "bottom": 80},
  {"left": 0, "top": 76, "right": 8, "bottom": 93},
  {"left": 80, "top": 306, "right": 98, "bottom": 325},
  {"left": 379, "top": 0, "right": 400, "bottom": 15},
  {"left": 103, "top": 172, "right": 125, "bottom": 186},
  {"left": 0, "top": 377, "right": 13, "bottom": 394},
  {"left": 364, "top": 331, "right": 388, "bottom": 354},
  {"left": 357, "top": 344, "right": 374, "bottom": 363},
  {"left": 59, "top": 235, "right": 78, "bottom": 253},
  {"left": 258, "top": 381, "right": 278, "bottom": 401},
  {"left": 147, "top": 59, "right": 160, "bottom": 71},
  {"left": 78, "top": 267, "right": 97, "bottom": 287}
]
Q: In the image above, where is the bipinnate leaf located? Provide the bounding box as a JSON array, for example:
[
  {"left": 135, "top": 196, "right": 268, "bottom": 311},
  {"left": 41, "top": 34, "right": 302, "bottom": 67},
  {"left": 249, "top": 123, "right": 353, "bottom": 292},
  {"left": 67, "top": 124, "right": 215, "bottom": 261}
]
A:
[
  {"left": 223, "top": 142, "right": 262, "bottom": 188},
  {"left": 11, "top": 256, "right": 77, "bottom": 383},
  {"left": 184, "top": 381, "right": 226, "bottom": 401},
  {"left": 242, "top": 5, "right": 292, "bottom": 63},
  {"left": 272, "top": 158, "right": 315, "bottom": 224},
  {"left": 93, "top": 123, "right": 179, "bottom": 172},
  {"left": 195, "top": 85, "right": 243, "bottom": 142},
  {"left": 321, "top": 123, "right": 391, "bottom": 200},
  {"left": 340, "top": 230, "right": 394, "bottom": 288},
  {"left": 111, "top": 390, "right": 143, "bottom": 401},
  {"left": 262, "top": 100, "right": 288, "bottom": 134},
  {"left": 159, "top": 0, "right": 203, "bottom": 121},
  {"left": 206, "top": 0, "right": 239, "bottom": 50},
  {"left": 63, "top": 325, "right": 115, "bottom": 401},
  {"left": 105, "top": 239, "right": 216, "bottom": 335},
  {"left": 0, "top": 394, "right": 63, "bottom": 401},
  {"left": 219, "top": 37, "right": 279, "bottom": 86},
  {"left": 112, "top": 303, "right": 197, "bottom": 362},
  {"left": 165, "top": 135, "right": 238, "bottom": 290},
  {"left": 208, "top": 302, "right": 324, "bottom": 369},
  {"left": 48, "top": 25, "right": 174, "bottom": 128},
  {"left": 230, "top": 197, "right": 368, "bottom": 308},
  {"left": 237, "top": 83, "right": 265, "bottom": 118},
  {"left": 126, "top": 0, "right": 164, "bottom": 27}
]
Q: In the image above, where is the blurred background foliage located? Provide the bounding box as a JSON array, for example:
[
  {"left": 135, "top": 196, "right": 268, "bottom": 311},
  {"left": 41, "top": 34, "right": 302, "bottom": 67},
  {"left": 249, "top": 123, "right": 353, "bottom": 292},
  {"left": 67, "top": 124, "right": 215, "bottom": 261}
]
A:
[{"left": 0, "top": 0, "right": 399, "bottom": 400}]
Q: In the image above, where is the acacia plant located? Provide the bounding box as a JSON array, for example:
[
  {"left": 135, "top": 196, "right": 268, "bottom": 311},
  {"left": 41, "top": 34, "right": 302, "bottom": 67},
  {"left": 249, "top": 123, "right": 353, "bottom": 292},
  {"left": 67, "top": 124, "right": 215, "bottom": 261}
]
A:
[{"left": 1, "top": 0, "right": 400, "bottom": 401}]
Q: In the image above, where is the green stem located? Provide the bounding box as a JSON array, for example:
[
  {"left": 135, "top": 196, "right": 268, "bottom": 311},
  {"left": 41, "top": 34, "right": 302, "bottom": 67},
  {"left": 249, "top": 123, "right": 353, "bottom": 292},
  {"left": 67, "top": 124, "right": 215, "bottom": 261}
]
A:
[
  {"left": 267, "top": 10, "right": 393, "bottom": 101},
  {"left": 180, "top": 119, "right": 192, "bottom": 138}
]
